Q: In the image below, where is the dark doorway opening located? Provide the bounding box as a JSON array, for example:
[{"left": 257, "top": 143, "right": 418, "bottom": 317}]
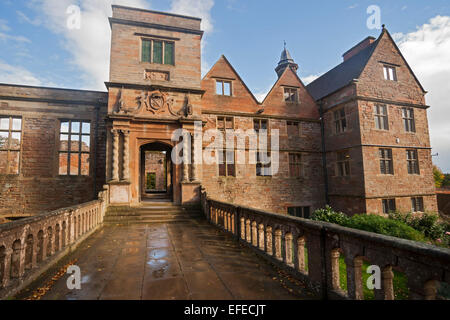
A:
[{"left": 140, "top": 142, "right": 173, "bottom": 201}]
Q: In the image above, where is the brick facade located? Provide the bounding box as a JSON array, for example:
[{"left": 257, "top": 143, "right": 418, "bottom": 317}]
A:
[{"left": 0, "top": 6, "right": 438, "bottom": 218}]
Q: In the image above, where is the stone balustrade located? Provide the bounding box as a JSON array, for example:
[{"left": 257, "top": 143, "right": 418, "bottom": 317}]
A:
[
  {"left": 201, "top": 191, "right": 450, "bottom": 300},
  {"left": 0, "top": 187, "right": 109, "bottom": 299}
]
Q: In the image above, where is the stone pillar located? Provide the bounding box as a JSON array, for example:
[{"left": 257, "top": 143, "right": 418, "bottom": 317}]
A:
[
  {"left": 258, "top": 224, "right": 265, "bottom": 250},
  {"left": 252, "top": 221, "right": 257, "bottom": 247},
  {"left": 191, "top": 133, "right": 199, "bottom": 182},
  {"left": 424, "top": 280, "right": 438, "bottom": 300},
  {"left": 297, "top": 237, "right": 306, "bottom": 273},
  {"left": 285, "top": 233, "right": 293, "bottom": 266},
  {"left": 274, "top": 229, "right": 282, "bottom": 261},
  {"left": 111, "top": 129, "right": 120, "bottom": 181},
  {"left": 122, "top": 130, "right": 130, "bottom": 181},
  {"left": 346, "top": 256, "right": 364, "bottom": 300},
  {"left": 266, "top": 226, "right": 273, "bottom": 255},
  {"left": 382, "top": 266, "right": 394, "bottom": 300},
  {"left": 182, "top": 132, "right": 190, "bottom": 182},
  {"left": 331, "top": 250, "right": 341, "bottom": 290},
  {"left": 240, "top": 217, "right": 245, "bottom": 240}
]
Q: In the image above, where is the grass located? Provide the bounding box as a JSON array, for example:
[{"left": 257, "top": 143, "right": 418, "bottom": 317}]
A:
[{"left": 338, "top": 256, "right": 409, "bottom": 300}]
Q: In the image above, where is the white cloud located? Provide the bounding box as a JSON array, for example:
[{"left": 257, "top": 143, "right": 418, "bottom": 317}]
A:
[
  {"left": 16, "top": 10, "right": 42, "bottom": 26},
  {"left": 0, "top": 32, "right": 31, "bottom": 43},
  {"left": 26, "top": 0, "right": 215, "bottom": 90},
  {"left": 394, "top": 15, "right": 450, "bottom": 172},
  {"left": 170, "top": 0, "right": 214, "bottom": 34},
  {"left": 0, "top": 60, "right": 43, "bottom": 86},
  {"left": 28, "top": 0, "right": 151, "bottom": 90},
  {"left": 0, "top": 19, "right": 11, "bottom": 31},
  {"left": 301, "top": 74, "right": 320, "bottom": 85}
]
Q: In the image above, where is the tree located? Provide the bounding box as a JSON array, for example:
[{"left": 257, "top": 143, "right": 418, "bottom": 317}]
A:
[
  {"left": 433, "top": 165, "right": 445, "bottom": 188},
  {"left": 443, "top": 174, "right": 450, "bottom": 188}
]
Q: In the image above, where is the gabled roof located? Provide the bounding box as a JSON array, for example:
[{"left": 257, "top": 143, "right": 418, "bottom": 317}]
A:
[
  {"left": 262, "top": 66, "right": 308, "bottom": 104},
  {"left": 202, "top": 55, "right": 261, "bottom": 105},
  {"left": 306, "top": 27, "right": 427, "bottom": 101},
  {"left": 306, "top": 38, "right": 378, "bottom": 101}
]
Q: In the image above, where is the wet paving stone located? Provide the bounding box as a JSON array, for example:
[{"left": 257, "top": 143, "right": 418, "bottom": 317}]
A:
[{"left": 17, "top": 217, "right": 311, "bottom": 300}]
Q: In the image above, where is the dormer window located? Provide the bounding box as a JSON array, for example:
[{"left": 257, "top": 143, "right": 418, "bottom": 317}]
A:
[
  {"left": 284, "top": 87, "right": 298, "bottom": 103},
  {"left": 383, "top": 65, "right": 397, "bottom": 81},
  {"left": 141, "top": 39, "right": 174, "bottom": 65},
  {"left": 216, "top": 80, "right": 232, "bottom": 96}
]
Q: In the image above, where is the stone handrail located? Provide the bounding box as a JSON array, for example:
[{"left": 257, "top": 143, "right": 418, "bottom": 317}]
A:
[
  {"left": 0, "top": 186, "right": 109, "bottom": 299},
  {"left": 201, "top": 191, "right": 450, "bottom": 300}
]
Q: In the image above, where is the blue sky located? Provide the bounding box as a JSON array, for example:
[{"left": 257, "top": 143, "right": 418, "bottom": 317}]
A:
[{"left": 1, "top": 0, "right": 450, "bottom": 171}]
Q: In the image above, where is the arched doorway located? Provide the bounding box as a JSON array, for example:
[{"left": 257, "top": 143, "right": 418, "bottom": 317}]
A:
[{"left": 140, "top": 142, "right": 173, "bottom": 202}]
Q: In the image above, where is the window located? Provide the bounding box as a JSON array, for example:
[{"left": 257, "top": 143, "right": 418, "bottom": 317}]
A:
[
  {"left": 382, "top": 199, "right": 396, "bottom": 214},
  {"left": 334, "top": 108, "right": 347, "bottom": 134},
  {"left": 256, "top": 152, "right": 271, "bottom": 176},
  {"left": 0, "top": 116, "right": 22, "bottom": 174},
  {"left": 217, "top": 116, "right": 233, "bottom": 131},
  {"left": 336, "top": 150, "right": 350, "bottom": 176},
  {"left": 383, "top": 65, "right": 397, "bottom": 81},
  {"left": 374, "top": 105, "right": 389, "bottom": 130},
  {"left": 141, "top": 39, "right": 175, "bottom": 65},
  {"left": 284, "top": 87, "right": 298, "bottom": 103},
  {"left": 254, "top": 119, "right": 268, "bottom": 133},
  {"left": 379, "top": 148, "right": 394, "bottom": 175},
  {"left": 217, "top": 117, "right": 234, "bottom": 176},
  {"left": 218, "top": 149, "right": 235, "bottom": 177},
  {"left": 402, "top": 108, "right": 416, "bottom": 132},
  {"left": 411, "top": 197, "right": 424, "bottom": 212},
  {"left": 216, "top": 80, "right": 231, "bottom": 96},
  {"left": 289, "top": 153, "right": 303, "bottom": 177},
  {"left": 407, "top": 150, "right": 420, "bottom": 174},
  {"left": 288, "top": 207, "right": 310, "bottom": 219},
  {"left": 287, "top": 121, "right": 300, "bottom": 136},
  {"left": 59, "top": 120, "right": 91, "bottom": 176}
]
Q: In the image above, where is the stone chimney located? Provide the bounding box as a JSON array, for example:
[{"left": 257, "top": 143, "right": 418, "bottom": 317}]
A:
[{"left": 342, "top": 36, "right": 376, "bottom": 61}]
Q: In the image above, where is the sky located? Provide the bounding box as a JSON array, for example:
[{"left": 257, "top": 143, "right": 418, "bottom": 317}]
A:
[{"left": 0, "top": 0, "right": 449, "bottom": 172}]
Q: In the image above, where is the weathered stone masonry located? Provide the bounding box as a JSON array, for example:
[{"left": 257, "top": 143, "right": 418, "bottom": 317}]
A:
[{"left": 0, "top": 6, "right": 438, "bottom": 217}]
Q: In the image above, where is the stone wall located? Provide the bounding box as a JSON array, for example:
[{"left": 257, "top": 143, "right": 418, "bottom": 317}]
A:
[
  {"left": 144, "top": 151, "right": 166, "bottom": 191},
  {"left": 203, "top": 192, "right": 450, "bottom": 300},
  {"left": 319, "top": 29, "right": 437, "bottom": 215},
  {"left": 0, "top": 187, "right": 108, "bottom": 299},
  {"left": 0, "top": 84, "right": 108, "bottom": 216}
]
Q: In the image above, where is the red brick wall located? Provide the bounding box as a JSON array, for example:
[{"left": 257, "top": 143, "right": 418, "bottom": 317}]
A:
[
  {"left": 319, "top": 29, "right": 437, "bottom": 215},
  {"left": 109, "top": 6, "right": 202, "bottom": 90},
  {"left": 0, "top": 85, "right": 107, "bottom": 216}
]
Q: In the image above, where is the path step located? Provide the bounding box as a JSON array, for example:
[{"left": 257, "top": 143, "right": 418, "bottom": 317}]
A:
[{"left": 105, "top": 203, "right": 203, "bottom": 224}]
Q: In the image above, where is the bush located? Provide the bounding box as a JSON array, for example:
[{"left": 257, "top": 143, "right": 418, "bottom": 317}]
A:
[
  {"left": 346, "top": 214, "right": 426, "bottom": 242},
  {"left": 311, "top": 206, "right": 350, "bottom": 225},
  {"left": 389, "top": 211, "right": 448, "bottom": 241}
]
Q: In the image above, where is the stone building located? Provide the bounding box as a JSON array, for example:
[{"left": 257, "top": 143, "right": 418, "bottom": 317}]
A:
[{"left": 0, "top": 6, "right": 437, "bottom": 218}]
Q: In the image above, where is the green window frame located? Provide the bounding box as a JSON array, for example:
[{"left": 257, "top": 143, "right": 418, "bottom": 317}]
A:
[{"left": 141, "top": 39, "right": 175, "bottom": 65}]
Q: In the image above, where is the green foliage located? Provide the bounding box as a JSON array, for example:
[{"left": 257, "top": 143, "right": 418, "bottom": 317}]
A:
[
  {"left": 338, "top": 256, "right": 409, "bottom": 300},
  {"left": 443, "top": 174, "right": 450, "bottom": 187},
  {"left": 389, "top": 211, "right": 449, "bottom": 245},
  {"left": 433, "top": 165, "right": 445, "bottom": 188},
  {"left": 311, "top": 205, "right": 350, "bottom": 225},
  {"left": 345, "top": 214, "right": 426, "bottom": 242}
]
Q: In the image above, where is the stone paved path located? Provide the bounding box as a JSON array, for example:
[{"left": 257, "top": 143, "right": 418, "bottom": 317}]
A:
[{"left": 18, "top": 218, "right": 312, "bottom": 300}]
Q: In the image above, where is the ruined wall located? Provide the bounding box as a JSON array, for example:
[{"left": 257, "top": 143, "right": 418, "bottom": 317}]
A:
[{"left": 0, "top": 84, "right": 107, "bottom": 216}]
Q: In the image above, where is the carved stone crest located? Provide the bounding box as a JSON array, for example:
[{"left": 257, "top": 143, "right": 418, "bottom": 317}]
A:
[{"left": 114, "top": 88, "right": 192, "bottom": 118}]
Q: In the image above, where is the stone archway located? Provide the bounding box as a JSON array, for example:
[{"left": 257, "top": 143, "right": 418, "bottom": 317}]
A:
[{"left": 139, "top": 142, "right": 174, "bottom": 202}]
